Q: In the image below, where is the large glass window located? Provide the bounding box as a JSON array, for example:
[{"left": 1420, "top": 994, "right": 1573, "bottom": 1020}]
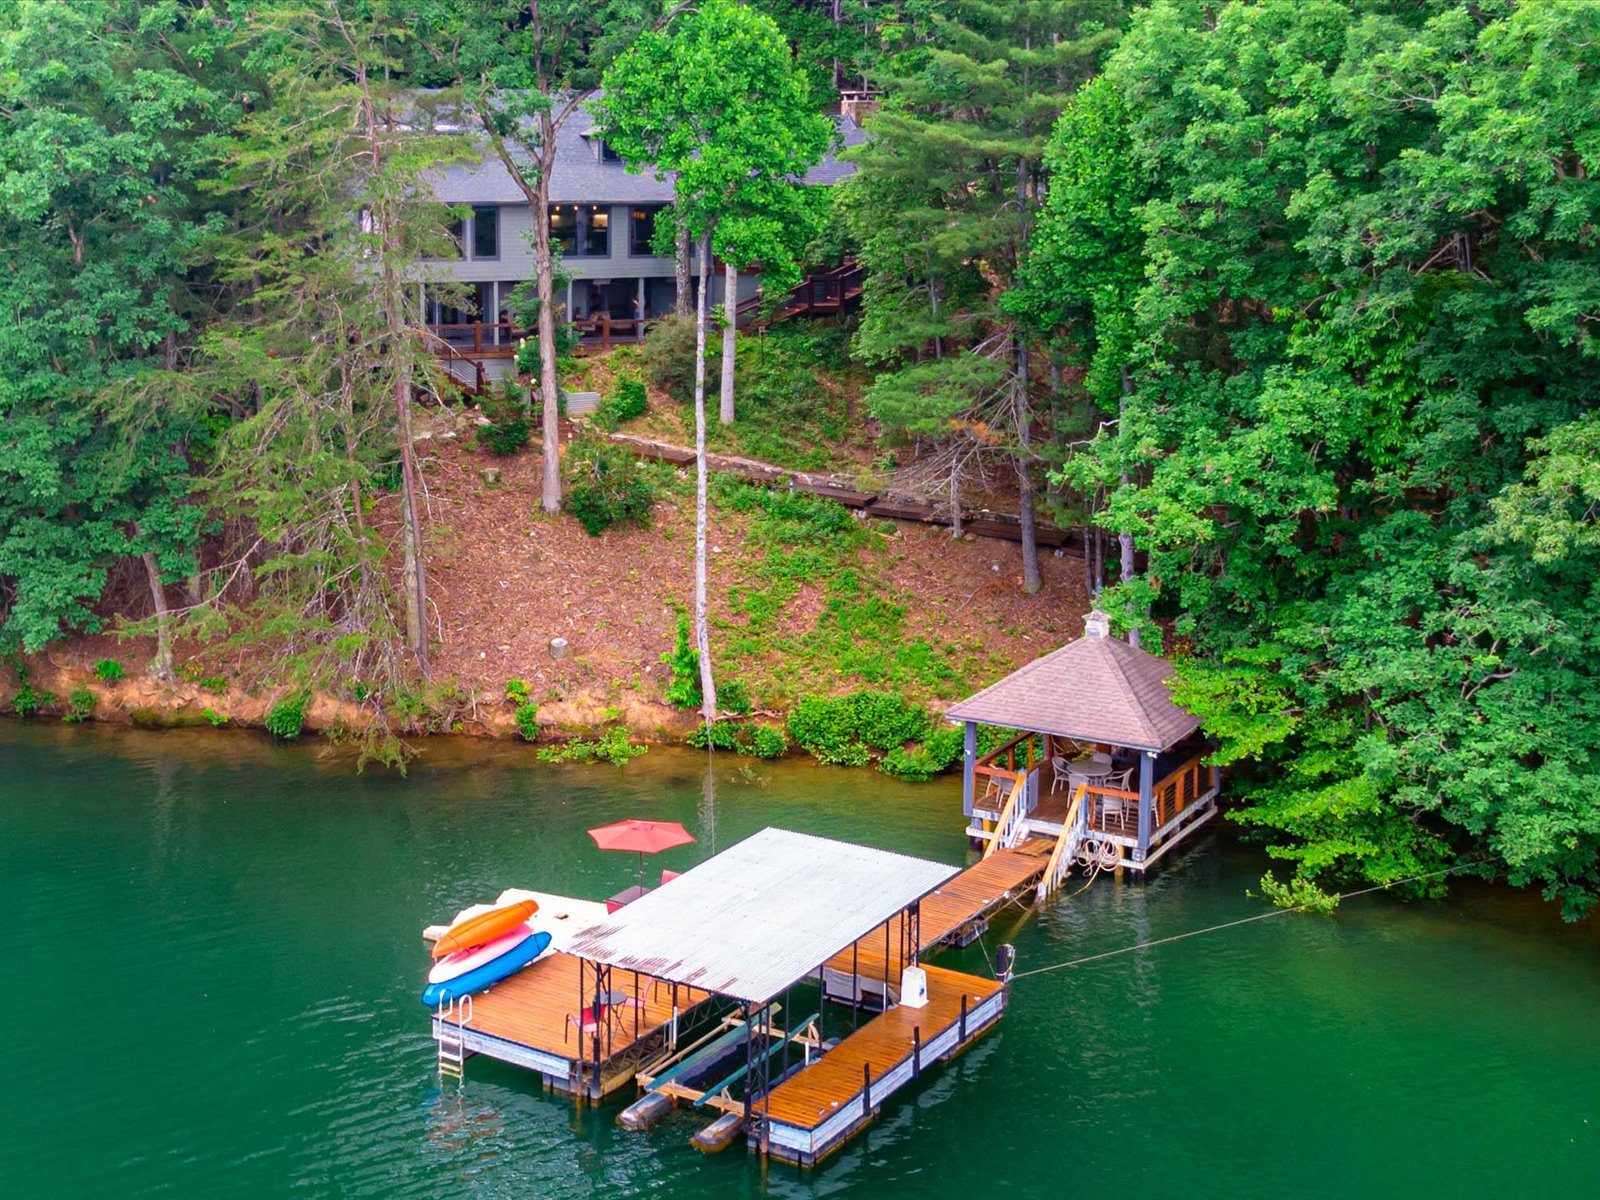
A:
[
  {"left": 446, "top": 216, "right": 465, "bottom": 258},
  {"left": 629, "top": 206, "right": 661, "bottom": 256},
  {"left": 550, "top": 204, "right": 610, "bottom": 256},
  {"left": 471, "top": 205, "right": 499, "bottom": 259}
]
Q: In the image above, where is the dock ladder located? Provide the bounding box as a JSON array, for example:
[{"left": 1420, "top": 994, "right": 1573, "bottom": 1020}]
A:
[{"left": 436, "top": 994, "right": 473, "bottom": 1081}]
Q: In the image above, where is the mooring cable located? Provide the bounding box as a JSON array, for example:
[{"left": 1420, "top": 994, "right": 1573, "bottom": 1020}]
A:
[{"left": 1009, "top": 865, "right": 1463, "bottom": 981}]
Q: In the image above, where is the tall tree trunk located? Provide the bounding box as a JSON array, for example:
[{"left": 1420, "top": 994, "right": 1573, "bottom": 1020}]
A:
[
  {"left": 719, "top": 259, "right": 737, "bottom": 425},
  {"left": 1119, "top": 366, "right": 1138, "bottom": 648},
  {"left": 140, "top": 548, "right": 174, "bottom": 684},
  {"left": 950, "top": 449, "right": 963, "bottom": 537},
  {"left": 535, "top": 113, "right": 561, "bottom": 514},
  {"left": 692, "top": 231, "right": 718, "bottom": 728},
  {"left": 360, "top": 62, "right": 428, "bottom": 666},
  {"left": 1015, "top": 334, "right": 1042, "bottom": 595},
  {"left": 674, "top": 218, "right": 691, "bottom": 318}
]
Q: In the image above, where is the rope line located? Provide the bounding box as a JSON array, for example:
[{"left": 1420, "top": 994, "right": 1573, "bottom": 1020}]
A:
[{"left": 1009, "top": 866, "right": 1461, "bottom": 981}]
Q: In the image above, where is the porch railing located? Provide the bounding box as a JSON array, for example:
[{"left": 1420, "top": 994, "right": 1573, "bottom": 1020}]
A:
[{"left": 1083, "top": 752, "right": 1210, "bottom": 840}]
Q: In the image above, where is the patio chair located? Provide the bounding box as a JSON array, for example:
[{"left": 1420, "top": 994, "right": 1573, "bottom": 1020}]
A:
[{"left": 1050, "top": 755, "right": 1077, "bottom": 794}]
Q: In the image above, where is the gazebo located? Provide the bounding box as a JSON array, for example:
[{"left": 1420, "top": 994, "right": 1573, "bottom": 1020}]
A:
[{"left": 946, "top": 611, "right": 1219, "bottom": 871}]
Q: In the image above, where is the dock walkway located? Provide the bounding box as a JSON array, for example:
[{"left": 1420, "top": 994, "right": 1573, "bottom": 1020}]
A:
[{"left": 764, "top": 964, "right": 1006, "bottom": 1166}]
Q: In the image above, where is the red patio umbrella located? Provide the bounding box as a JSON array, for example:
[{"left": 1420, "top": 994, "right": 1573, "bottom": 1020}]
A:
[{"left": 587, "top": 819, "right": 696, "bottom": 888}]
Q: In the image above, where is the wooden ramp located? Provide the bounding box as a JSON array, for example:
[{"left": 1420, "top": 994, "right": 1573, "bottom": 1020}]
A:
[
  {"left": 433, "top": 951, "right": 711, "bottom": 1100},
  {"left": 764, "top": 964, "right": 1005, "bottom": 1166}
]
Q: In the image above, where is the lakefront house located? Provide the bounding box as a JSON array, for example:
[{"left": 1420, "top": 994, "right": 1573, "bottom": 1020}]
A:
[{"left": 420, "top": 99, "right": 868, "bottom": 389}]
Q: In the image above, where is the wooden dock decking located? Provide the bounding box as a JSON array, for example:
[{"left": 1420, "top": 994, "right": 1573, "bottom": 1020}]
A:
[
  {"left": 435, "top": 951, "right": 711, "bottom": 1099},
  {"left": 764, "top": 963, "right": 1006, "bottom": 1166}
]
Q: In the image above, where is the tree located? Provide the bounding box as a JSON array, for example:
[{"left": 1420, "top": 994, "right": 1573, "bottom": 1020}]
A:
[
  {"left": 845, "top": 0, "right": 1120, "bottom": 593},
  {"left": 1078, "top": 0, "right": 1600, "bottom": 916},
  {"left": 0, "top": 0, "right": 224, "bottom": 668},
  {"left": 597, "top": 0, "right": 830, "bottom": 726},
  {"left": 417, "top": 0, "right": 650, "bottom": 514}
]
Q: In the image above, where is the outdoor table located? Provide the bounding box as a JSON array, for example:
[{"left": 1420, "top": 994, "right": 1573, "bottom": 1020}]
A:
[{"left": 1066, "top": 759, "right": 1114, "bottom": 783}]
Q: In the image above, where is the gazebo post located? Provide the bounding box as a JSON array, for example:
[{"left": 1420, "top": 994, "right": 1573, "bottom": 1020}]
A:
[
  {"left": 961, "top": 721, "right": 977, "bottom": 818},
  {"left": 1135, "top": 751, "right": 1155, "bottom": 862}
]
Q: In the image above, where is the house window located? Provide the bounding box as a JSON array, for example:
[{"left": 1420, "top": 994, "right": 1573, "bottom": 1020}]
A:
[
  {"left": 550, "top": 204, "right": 610, "bottom": 256},
  {"left": 630, "top": 206, "right": 660, "bottom": 256},
  {"left": 471, "top": 206, "right": 499, "bottom": 259},
  {"left": 447, "top": 216, "right": 465, "bottom": 258},
  {"left": 598, "top": 139, "right": 622, "bottom": 164}
]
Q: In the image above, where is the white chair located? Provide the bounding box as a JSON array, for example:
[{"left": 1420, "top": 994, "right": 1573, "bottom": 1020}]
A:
[{"left": 1050, "top": 755, "right": 1076, "bottom": 794}]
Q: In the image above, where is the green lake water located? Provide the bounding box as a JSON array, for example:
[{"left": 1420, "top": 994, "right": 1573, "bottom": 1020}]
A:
[{"left": 3, "top": 721, "right": 1597, "bottom": 1198}]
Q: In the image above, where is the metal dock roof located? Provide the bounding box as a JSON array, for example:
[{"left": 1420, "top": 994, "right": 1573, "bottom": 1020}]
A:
[{"left": 565, "top": 828, "right": 958, "bottom": 1004}]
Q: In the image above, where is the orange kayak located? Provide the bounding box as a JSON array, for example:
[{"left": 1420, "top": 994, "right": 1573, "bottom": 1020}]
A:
[{"left": 431, "top": 899, "right": 539, "bottom": 958}]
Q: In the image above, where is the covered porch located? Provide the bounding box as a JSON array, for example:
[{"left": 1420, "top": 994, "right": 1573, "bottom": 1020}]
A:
[{"left": 947, "top": 611, "right": 1219, "bottom": 872}]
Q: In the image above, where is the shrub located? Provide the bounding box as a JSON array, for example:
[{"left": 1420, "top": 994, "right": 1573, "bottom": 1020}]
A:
[
  {"left": 718, "top": 679, "right": 751, "bottom": 715},
  {"left": 661, "top": 614, "right": 701, "bottom": 708},
  {"left": 477, "top": 380, "right": 532, "bottom": 456},
  {"left": 593, "top": 375, "right": 648, "bottom": 430},
  {"left": 202, "top": 707, "right": 229, "bottom": 727},
  {"left": 750, "top": 724, "right": 789, "bottom": 759},
  {"left": 537, "top": 725, "right": 645, "bottom": 766},
  {"left": 787, "top": 691, "right": 935, "bottom": 768},
  {"left": 264, "top": 694, "right": 308, "bottom": 740},
  {"left": 564, "top": 438, "right": 656, "bottom": 535},
  {"left": 640, "top": 315, "right": 702, "bottom": 400},
  {"left": 93, "top": 659, "right": 124, "bottom": 682},
  {"left": 513, "top": 321, "right": 580, "bottom": 378},
  {"left": 880, "top": 726, "right": 964, "bottom": 781},
  {"left": 686, "top": 720, "right": 789, "bottom": 760},
  {"left": 10, "top": 682, "right": 52, "bottom": 718},
  {"left": 514, "top": 701, "right": 539, "bottom": 742},
  {"left": 505, "top": 678, "right": 530, "bottom": 705},
  {"left": 63, "top": 684, "right": 96, "bottom": 724}
]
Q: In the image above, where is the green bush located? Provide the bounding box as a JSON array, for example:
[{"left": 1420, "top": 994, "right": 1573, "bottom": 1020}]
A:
[
  {"left": 93, "top": 659, "right": 124, "bottom": 682},
  {"left": 514, "top": 701, "right": 539, "bottom": 742},
  {"left": 10, "top": 682, "right": 51, "bottom": 717},
  {"left": 537, "top": 725, "right": 645, "bottom": 766},
  {"left": 640, "top": 315, "right": 702, "bottom": 400},
  {"left": 787, "top": 691, "right": 935, "bottom": 768},
  {"left": 505, "top": 678, "right": 530, "bottom": 704},
  {"left": 202, "top": 707, "right": 229, "bottom": 727},
  {"left": 881, "top": 725, "right": 964, "bottom": 781},
  {"left": 593, "top": 375, "right": 649, "bottom": 430},
  {"left": 564, "top": 438, "right": 656, "bottom": 535},
  {"left": 264, "top": 694, "right": 308, "bottom": 740},
  {"left": 686, "top": 720, "right": 790, "bottom": 760},
  {"left": 513, "top": 321, "right": 580, "bottom": 378},
  {"left": 62, "top": 684, "right": 96, "bottom": 724},
  {"left": 661, "top": 614, "right": 701, "bottom": 708},
  {"left": 718, "top": 679, "right": 751, "bottom": 715},
  {"left": 477, "top": 380, "right": 532, "bottom": 456}
]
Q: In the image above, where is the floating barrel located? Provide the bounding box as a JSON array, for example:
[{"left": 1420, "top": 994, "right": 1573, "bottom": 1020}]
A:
[
  {"left": 690, "top": 1112, "right": 744, "bottom": 1153},
  {"left": 617, "top": 1091, "right": 674, "bottom": 1131}
]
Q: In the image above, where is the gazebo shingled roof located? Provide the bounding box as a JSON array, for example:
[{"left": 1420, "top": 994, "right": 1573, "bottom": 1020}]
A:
[{"left": 946, "top": 613, "right": 1199, "bottom": 753}]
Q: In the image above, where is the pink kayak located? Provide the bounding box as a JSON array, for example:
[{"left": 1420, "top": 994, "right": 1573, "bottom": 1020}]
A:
[{"left": 427, "top": 923, "right": 535, "bottom": 985}]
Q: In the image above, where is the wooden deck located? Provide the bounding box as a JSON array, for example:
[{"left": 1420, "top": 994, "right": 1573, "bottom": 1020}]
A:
[
  {"left": 822, "top": 842, "right": 1050, "bottom": 993},
  {"left": 764, "top": 963, "right": 1005, "bottom": 1166},
  {"left": 434, "top": 951, "right": 711, "bottom": 1099}
]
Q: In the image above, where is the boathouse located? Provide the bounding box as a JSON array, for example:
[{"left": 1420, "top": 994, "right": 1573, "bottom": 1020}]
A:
[{"left": 948, "top": 611, "right": 1218, "bottom": 874}]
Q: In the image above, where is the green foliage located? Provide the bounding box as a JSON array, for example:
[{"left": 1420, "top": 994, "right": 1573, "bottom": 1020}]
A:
[
  {"left": 537, "top": 725, "right": 645, "bottom": 766},
  {"left": 93, "top": 660, "right": 125, "bottom": 683},
  {"left": 264, "top": 695, "right": 308, "bottom": 741},
  {"left": 477, "top": 381, "right": 532, "bottom": 456},
  {"left": 592, "top": 376, "right": 649, "bottom": 431},
  {"left": 881, "top": 725, "right": 965, "bottom": 782},
  {"left": 687, "top": 719, "right": 788, "bottom": 759},
  {"left": 514, "top": 702, "right": 539, "bottom": 742},
  {"left": 564, "top": 438, "right": 657, "bottom": 535},
  {"left": 640, "top": 316, "right": 702, "bottom": 402},
  {"left": 1046, "top": 0, "right": 1600, "bottom": 916},
  {"left": 718, "top": 679, "right": 751, "bottom": 716},
  {"left": 202, "top": 706, "right": 229, "bottom": 728},
  {"left": 505, "top": 679, "right": 530, "bottom": 704},
  {"left": 660, "top": 614, "right": 702, "bottom": 708},
  {"left": 62, "top": 685, "right": 96, "bottom": 724},
  {"left": 787, "top": 691, "right": 931, "bottom": 768}
]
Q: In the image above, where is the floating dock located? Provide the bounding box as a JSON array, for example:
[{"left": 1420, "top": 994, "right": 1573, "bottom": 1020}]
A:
[{"left": 429, "top": 829, "right": 1051, "bottom": 1167}]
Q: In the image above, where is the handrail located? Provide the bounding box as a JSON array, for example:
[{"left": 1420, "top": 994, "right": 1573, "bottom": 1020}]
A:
[
  {"left": 981, "top": 769, "right": 1029, "bottom": 860},
  {"left": 1037, "top": 784, "right": 1087, "bottom": 903}
]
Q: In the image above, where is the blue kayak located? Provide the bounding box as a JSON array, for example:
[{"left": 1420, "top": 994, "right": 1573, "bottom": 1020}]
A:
[{"left": 422, "top": 930, "right": 552, "bottom": 1008}]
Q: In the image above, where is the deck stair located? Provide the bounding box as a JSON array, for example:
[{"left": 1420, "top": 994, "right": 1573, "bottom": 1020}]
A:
[{"left": 1035, "top": 784, "right": 1088, "bottom": 904}]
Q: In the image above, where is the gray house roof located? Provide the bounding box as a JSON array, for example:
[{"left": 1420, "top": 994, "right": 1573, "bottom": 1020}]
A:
[
  {"left": 430, "top": 104, "right": 863, "bottom": 206},
  {"left": 945, "top": 614, "right": 1201, "bottom": 753}
]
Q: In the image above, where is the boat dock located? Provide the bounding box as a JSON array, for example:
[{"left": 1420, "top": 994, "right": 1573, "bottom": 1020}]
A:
[{"left": 429, "top": 830, "right": 1055, "bottom": 1167}]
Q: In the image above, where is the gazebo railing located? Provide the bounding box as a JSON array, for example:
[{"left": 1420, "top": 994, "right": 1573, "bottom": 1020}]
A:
[
  {"left": 972, "top": 731, "right": 1039, "bottom": 815},
  {"left": 1083, "top": 752, "right": 1210, "bottom": 840}
]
